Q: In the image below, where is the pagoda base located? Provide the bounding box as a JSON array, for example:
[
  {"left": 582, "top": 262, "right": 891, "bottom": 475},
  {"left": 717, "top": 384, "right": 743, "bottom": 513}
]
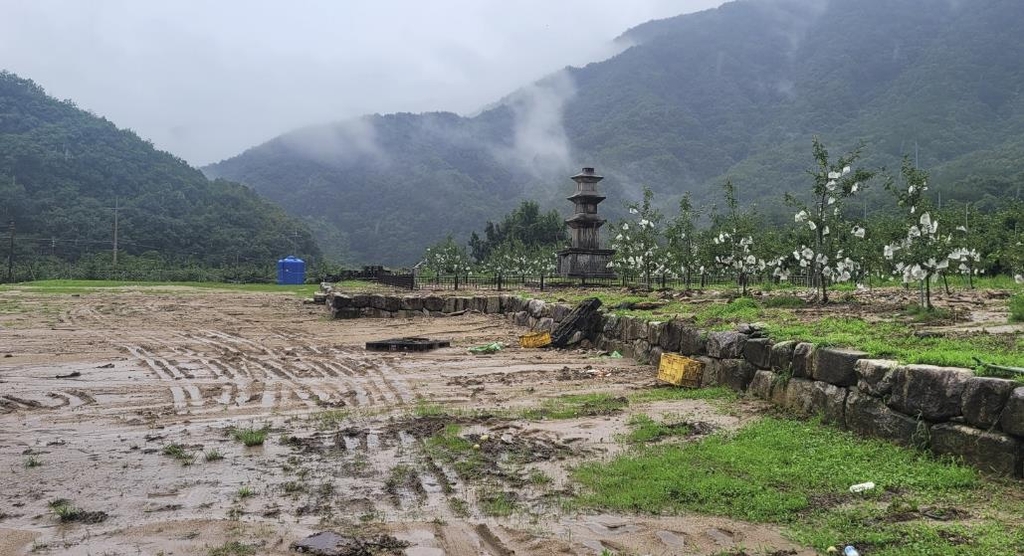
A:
[{"left": 557, "top": 248, "right": 617, "bottom": 279}]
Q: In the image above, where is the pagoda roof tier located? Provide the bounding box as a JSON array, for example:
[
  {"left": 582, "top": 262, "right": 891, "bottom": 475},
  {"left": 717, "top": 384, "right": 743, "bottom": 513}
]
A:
[
  {"left": 567, "top": 193, "right": 606, "bottom": 203},
  {"left": 566, "top": 214, "right": 606, "bottom": 226},
  {"left": 571, "top": 170, "right": 604, "bottom": 181}
]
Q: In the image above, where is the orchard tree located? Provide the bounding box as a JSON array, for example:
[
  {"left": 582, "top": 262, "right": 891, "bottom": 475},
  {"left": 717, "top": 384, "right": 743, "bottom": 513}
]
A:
[
  {"left": 709, "top": 180, "right": 762, "bottom": 296},
  {"left": 665, "top": 192, "right": 703, "bottom": 288},
  {"left": 422, "top": 235, "right": 472, "bottom": 290},
  {"left": 608, "top": 186, "right": 663, "bottom": 286},
  {"left": 884, "top": 158, "right": 949, "bottom": 310},
  {"left": 788, "top": 138, "right": 875, "bottom": 303}
]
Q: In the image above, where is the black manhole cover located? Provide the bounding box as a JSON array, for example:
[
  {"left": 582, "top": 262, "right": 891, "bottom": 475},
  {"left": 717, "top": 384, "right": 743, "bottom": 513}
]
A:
[{"left": 365, "top": 337, "right": 451, "bottom": 352}]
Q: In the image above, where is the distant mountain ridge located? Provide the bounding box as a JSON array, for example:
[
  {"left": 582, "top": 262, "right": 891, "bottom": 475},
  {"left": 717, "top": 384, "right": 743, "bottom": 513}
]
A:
[
  {"left": 0, "top": 71, "right": 321, "bottom": 276},
  {"left": 205, "top": 0, "right": 1024, "bottom": 266}
]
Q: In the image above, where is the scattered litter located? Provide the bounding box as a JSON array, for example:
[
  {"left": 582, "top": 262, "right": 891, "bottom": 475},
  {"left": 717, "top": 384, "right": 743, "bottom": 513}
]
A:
[
  {"left": 608, "top": 351, "right": 622, "bottom": 358},
  {"left": 468, "top": 342, "right": 504, "bottom": 354},
  {"left": 844, "top": 546, "right": 861, "bottom": 556},
  {"left": 55, "top": 371, "right": 82, "bottom": 379},
  {"left": 848, "top": 481, "right": 875, "bottom": 493}
]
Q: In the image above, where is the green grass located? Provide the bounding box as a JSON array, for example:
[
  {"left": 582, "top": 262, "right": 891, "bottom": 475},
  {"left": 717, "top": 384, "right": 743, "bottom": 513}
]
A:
[
  {"left": 47, "top": 499, "right": 83, "bottom": 522},
  {"left": 162, "top": 443, "right": 197, "bottom": 466},
  {"left": 574, "top": 417, "right": 1024, "bottom": 554},
  {"left": 0, "top": 279, "right": 318, "bottom": 297},
  {"left": 235, "top": 486, "right": 254, "bottom": 499},
  {"left": 771, "top": 316, "right": 1024, "bottom": 369},
  {"left": 204, "top": 448, "right": 224, "bottom": 462},
  {"left": 24, "top": 455, "right": 42, "bottom": 468},
  {"left": 424, "top": 424, "right": 484, "bottom": 479},
  {"left": 621, "top": 414, "right": 692, "bottom": 444},
  {"left": 313, "top": 409, "right": 349, "bottom": 429},
  {"left": 231, "top": 425, "right": 269, "bottom": 447},
  {"left": 520, "top": 393, "right": 628, "bottom": 420},
  {"left": 628, "top": 386, "right": 737, "bottom": 403},
  {"left": 478, "top": 490, "right": 518, "bottom": 517},
  {"left": 207, "top": 541, "right": 257, "bottom": 556},
  {"left": 1010, "top": 293, "right": 1024, "bottom": 323}
]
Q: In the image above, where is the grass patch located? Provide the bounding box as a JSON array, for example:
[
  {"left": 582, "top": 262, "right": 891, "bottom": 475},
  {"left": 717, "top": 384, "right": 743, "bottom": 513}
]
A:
[
  {"left": 628, "top": 385, "right": 737, "bottom": 403},
  {"left": 527, "top": 469, "right": 552, "bottom": 486},
  {"left": 207, "top": 541, "right": 257, "bottom": 556},
  {"left": 621, "top": 414, "right": 691, "bottom": 444},
  {"left": 424, "top": 424, "right": 484, "bottom": 479},
  {"left": 231, "top": 425, "right": 269, "bottom": 446},
  {"left": 47, "top": 498, "right": 108, "bottom": 523},
  {"left": 1010, "top": 293, "right": 1024, "bottom": 323},
  {"left": 904, "top": 304, "right": 953, "bottom": 323},
  {"left": 520, "top": 393, "right": 627, "bottom": 420},
  {"left": 162, "top": 443, "right": 197, "bottom": 466},
  {"left": 479, "top": 490, "right": 518, "bottom": 517},
  {"left": 771, "top": 316, "right": 1024, "bottom": 368},
  {"left": 24, "top": 455, "right": 42, "bottom": 468},
  {"left": 693, "top": 297, "right": 762, "bottom": 328},
  {"left": 235, "top": 486, "right": 254, "bottom": 499},
  {"left": 204, "top": 448, "right": 224, "bottom": 462},
  {"left": 762, "top": 295, "right": 806, "bottom": 308},
  {"left": 448, "top": 497, "right": 471, "bottom": 517},
  {"left": 313, "top": 409, "right": 349, "bottom": 429},
  {"left": 573, "top": 417, "right": 1024, "bottom": 554}
]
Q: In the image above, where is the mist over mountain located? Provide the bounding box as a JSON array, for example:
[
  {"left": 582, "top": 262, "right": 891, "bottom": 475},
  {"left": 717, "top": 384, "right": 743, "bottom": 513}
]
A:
[
  {"left": 205, "top": 0, "right": 1024, "bottom": 266},
  {"left": 0, "top": 71, "right": 321, "bottom": 276}
]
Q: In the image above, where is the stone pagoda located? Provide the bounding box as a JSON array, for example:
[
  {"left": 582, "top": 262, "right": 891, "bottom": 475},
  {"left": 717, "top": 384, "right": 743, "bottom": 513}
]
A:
[{"left": 557, "top": 167, "right": 616, "bottom": 278}]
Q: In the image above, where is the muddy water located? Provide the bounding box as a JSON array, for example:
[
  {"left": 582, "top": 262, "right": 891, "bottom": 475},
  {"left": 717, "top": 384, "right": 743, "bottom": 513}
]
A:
[{"left": 0, "top": 288, "right": 812, "bottom": 555}]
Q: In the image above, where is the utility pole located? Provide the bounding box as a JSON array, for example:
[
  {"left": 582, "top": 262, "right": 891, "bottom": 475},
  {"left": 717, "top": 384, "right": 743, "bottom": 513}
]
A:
[
  {"left": 112, "top": 197, "right": 119, "bottom": 268},
  {"left": 6, "top": 221, "right": 13, "bottom": 283}
]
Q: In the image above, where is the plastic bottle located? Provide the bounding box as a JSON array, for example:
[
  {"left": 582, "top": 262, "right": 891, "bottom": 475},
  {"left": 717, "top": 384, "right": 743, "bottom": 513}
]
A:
[
  {"left": 848, "top": 481, "right": 875, "bottom": 493},
  {"left": 844, "top": 546, "right": 861, "bottom": 556}
]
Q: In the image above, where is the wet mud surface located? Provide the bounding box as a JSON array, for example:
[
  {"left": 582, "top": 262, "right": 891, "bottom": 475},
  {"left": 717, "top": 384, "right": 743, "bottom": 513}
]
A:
[{"left": 0, "top": 288, "right": 811, "bottom": 555}]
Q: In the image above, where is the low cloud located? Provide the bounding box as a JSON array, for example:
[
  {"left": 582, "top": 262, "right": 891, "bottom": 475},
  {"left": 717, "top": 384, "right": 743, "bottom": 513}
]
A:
[{"left": 494, "top": 70, "right": 577, "bottom": 176}]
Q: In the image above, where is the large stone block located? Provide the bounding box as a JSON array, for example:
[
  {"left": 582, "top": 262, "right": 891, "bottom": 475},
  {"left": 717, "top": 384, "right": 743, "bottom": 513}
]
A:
[
  {"left": 749, "top": 370, "right": 776, "bottom": 400},
  {"left": 485, "top": 296, "right": 502, "bottom": 314},
  {"left": 527, "top": 298, "right": 547, "bottom": 318},
  {"left": 888, "top": 365, "right": 972, "bottom": 422},
  {"left": 621, "top": 317, "right": 647, "bottom": 341},
  {"left": 332, "top": 307, "right": 360, "bottom": 319},
  {"left": 537, "top": 317, "right": 555, "bottom": 332},
  {"left": 400, "top": 296, "right": 424, "bottom": 312},
  {"left": 812, "top": 347, "right": 866, "bottom": 387},
  {"left": 811, "top": 381, "right": 849, "bottom": 425},
  {"left": 1000, "top": 388, "right": 1024, "bottom": 437},
  {"left": 699, "top": 357, "right": 720, "bottom": 387},
  {"left": 782, "top": 378, "right": 816, "bottom": 414},
  {"left": 442, "top": 297, "right": 459, "bottom": 313},
  {"left": 769, "top": 340, "right": 796, "bottom": 372},
  {"left": 550, "top": 303, "right": 571, "bottom": 323},
  {"left": 791, "top": 342, "right": 815, "bottom": 378},
  {"left": 632, "top": 339, "right": 654, "bottom": 364},
  {"left": 931, "top": 423, "right": 1022, "bottom": 477},
  {"left": 329, "top": 293, "right": 354, "bottom": 309},
  {"left": 855, "top": 359, "right": 898, "bottom": 397},
  {"left": 678, "top": 326, "right": 707, "bottom": 356},
  {"left": 845, "top": 390, "right": 929, "bottom": 448},
  {"left": 513, "top": 311, "right": 530, "bottom": 327},
  {"left": 602, "top": 314, "right": 620, "bottom": 336},
  {"left": 719, "top": 359, "right": 756, "bottom": 393},
  {"left": 961, "top": 377, "right": 1014, "bottom": 429},
  {"left": 351, "top": 294, "right": 372, "bottom": 308},
  {"left": 659, "top": 320, "right": 683, "bottom": 352},
  {"left": 646, "top": 321, "right": 665, "bottom": 347},
  {"left": 743, "top": 338, "right": 772, "bottom": 369},
  {"left": 422, "top": 296, "right": 444, "bottom": 312},
  {"left": 706, "top": 331, "right": 748, "bottom": 359}
]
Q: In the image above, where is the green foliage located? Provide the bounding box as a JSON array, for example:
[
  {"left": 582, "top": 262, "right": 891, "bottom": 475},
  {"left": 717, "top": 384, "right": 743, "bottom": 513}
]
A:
[
  {"left": 621, "top": 414, "right": 691, "bottom": 444},
  {"left": 421, "top": 235, "right": 471, "bottom": 277},
  {"left": 628, "top": 386, "right": 737, "bottom": 404},
  {"left": 0, "top": 71, "right": 321, "bottom": 282},
  {"left": 469, "top": 200, "right": 564, "bottom": 262},
  {"left": 608, "top": 186, "right": 664, "bottom": 284},
  {"left": 1010, "top": 293, "right": 1024, "bottom": 323}
]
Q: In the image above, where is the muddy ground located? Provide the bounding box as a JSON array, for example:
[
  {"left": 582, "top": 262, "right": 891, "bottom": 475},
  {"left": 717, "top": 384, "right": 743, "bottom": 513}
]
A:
[{"left": 0, "top": 287, "right": 812, "bottom": 556}]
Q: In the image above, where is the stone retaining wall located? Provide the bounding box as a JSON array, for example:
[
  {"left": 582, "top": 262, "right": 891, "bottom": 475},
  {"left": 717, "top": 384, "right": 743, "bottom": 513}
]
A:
[{"left": 326, "top": 292, "right": 1024, "bottom": 477}]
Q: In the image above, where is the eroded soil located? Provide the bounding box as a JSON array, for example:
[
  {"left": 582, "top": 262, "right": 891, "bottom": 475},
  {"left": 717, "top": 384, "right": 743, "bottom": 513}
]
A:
[{"left": 0, "top": 288, "right": 809, "bottom": 555}]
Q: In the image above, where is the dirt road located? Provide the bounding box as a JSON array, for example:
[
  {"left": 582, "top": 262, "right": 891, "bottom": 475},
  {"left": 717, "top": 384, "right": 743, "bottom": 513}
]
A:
[{"left": 0, "top": 287, "right": 809, "bottom": 555}]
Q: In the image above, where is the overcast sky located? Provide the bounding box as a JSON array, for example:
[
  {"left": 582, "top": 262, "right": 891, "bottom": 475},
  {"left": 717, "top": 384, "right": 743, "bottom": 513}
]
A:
[{"left": 1, "top": 0, "right": 724, "bottom": 166}]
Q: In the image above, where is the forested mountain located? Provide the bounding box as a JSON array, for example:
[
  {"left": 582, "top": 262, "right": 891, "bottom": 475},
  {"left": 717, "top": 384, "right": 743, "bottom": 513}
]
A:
[
  {"left": 205, "top": 0, "right": 1024, "bottom": 266},
  {"left": 0, "top": 71, "right": 320, "bottom": 280}
]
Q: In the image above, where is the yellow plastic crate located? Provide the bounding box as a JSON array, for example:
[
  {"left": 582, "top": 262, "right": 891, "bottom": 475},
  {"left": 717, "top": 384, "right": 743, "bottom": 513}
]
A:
[
  {"left": 657, "top": 353, "right": 703, "bottom": 388},
  {"left": 519, "top": 331, "right": 552, "bottom": 348}
]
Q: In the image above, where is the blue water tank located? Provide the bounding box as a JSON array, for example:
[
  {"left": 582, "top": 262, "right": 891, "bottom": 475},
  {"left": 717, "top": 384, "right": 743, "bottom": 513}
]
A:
[{"left": 276, "top": 256, "right": 305, "bottom": 285}]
